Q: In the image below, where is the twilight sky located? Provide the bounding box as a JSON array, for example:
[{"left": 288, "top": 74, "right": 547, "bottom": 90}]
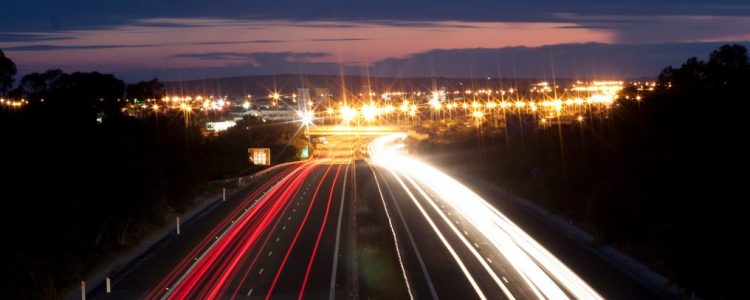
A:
[{"left": 1, "top": 0, "right": 749, "bottom": 82}]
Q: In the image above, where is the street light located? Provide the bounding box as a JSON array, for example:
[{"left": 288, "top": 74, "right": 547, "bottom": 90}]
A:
[{"left": 301, "top": 111, "right": 314, "bottom": 126}]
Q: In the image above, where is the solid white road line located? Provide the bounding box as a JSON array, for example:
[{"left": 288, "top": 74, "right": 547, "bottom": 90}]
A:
[{"left": 328, "top": 160, "right": 350, "bottom": 300}]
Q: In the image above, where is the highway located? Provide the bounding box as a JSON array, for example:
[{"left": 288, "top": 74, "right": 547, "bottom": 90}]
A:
[
  {"left": 367, "top": 134, "right": 602, "bottom": 299},
  {"left": 94, "top": 132, "right": 658, "bottom": 299},
  {"left": 97, "top": 137, "right": 356, "bottom": 299}
]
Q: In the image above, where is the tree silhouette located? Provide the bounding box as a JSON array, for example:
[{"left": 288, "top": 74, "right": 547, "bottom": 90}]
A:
[
  {"left": 18, "top": 69, "right": 64, "bottom": 101},
  {"left": 0, "top": 50, "right": 17, "bottom": 96},
  {"left": 706, "top": 44, "right": 750, "bottom": 89},
  {"left": 126, "top": 78, "right": 166, "bottom": 102}
]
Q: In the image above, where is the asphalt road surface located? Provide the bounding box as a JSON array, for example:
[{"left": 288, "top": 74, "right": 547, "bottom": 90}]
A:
[{"left": 92, "top": 134, "right": 663, "bottom": 299}]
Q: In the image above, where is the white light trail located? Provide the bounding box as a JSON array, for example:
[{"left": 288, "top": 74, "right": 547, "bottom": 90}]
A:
[
  {"left": 387, "top": 165, "right": 489, "bottom": 300},
  {"left": 370, "top": 166, "right": 415, "bottom": 300},
  {"left": 369, "top": 133, "right": 603, "bottom": 300}
]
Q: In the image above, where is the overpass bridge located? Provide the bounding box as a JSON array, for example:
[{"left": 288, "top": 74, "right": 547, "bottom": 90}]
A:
[
  {"left": 308, "top": 125, "right": 405, "bottom": 136},
  {"left": 306, "top": 125, "right": 405, "bottom": 160}
]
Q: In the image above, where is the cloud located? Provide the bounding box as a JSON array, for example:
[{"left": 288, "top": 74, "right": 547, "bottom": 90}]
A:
[
  {"left": 17, "top": 41, "right": 750, "bottom": 82},
  {"left": 3, "top": 44, "right": 160, "bottom": 51},
  {"left": 191, "top": 40, "right": 285, "bottom": 45},
  {"left": 0, "top": 33, "right": 72, "bottom": 42},
  {"left": 307, "top": 38, "right": 369, "bottom": 42},
  {"left": 357, "top": 20, "right": 485, "bottom": 29},
  {"left": 368, "top": 42, "right": 750, "bottom": 78},
  {"left": 164, "top": 51, "right": 346, "bottom": 78},
  {"left": 173, "top": 51, "right": 329, "bottom": 61},
  {"left": 554, "top": 25, "right": 618, "bottom": 30},
  {"left": 556, "top": 14, "right": 750, "bottom": 43},
  {"left": 3, "top": 1, "right": 750, "bottom": 33}
]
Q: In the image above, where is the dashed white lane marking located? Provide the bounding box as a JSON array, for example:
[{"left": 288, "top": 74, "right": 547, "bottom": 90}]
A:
[
  {"left": 275, "top": 237, "right": 280, "bottom": 242},
  {"left": 268, "top": 251, "right": 273, "bottom": 256},
  {"left": 247, "top": 288, "right": 254, "bottom": 296},
  {"left": 287, "top": 216, "right": 291, "bottom": 221},
  {"left": 486, "top": 258, "right": 493, "bottom": 263},
  {"left": 502, "top": 276, "right": 509, "bottom": 283},
  {"left": 474, "top": 242, "right": 480, "bottom": 248},
  {"left": 463, "top": 230, "right": 469, "bottom": 235},
  {"left": 258, "top": 268, "right": 264, "bottom": 275},
  {"left": 282, "top": 226, "right": 286, "bottom": 230}
]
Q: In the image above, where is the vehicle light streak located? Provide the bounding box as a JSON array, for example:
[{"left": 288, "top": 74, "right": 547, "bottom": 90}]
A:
[
  {"left": 369, "top": 166, "right": 416, "bottom": 300},
  {"left": 224, "top": 164, "right": 322, "bottom": 296},
  {"left": 398, "top": 172, "right": 519, "bottom": 299},
  {"left": 144, "top": 164, "right": 299, "bottom": 299},
  {"left": 377, "top": 159, "right": 488, "bottom": 300},
  {"left": 228, "top": 166, "right": 313, "bottom": 298},
  {"left": 265, "top": 164, "right": 335, "bottom": 299},
  {"left": 369, "top": 133, "right": 602, "bottom": 300},
  {"left": 146, "top": 162, "right": 316, "bottom": 299},
  {"left": 299, "top": 165, "right": 342, "bottom": 299},
  {"left": 168, "top": 164, "right": 315, "bottom": 299}
]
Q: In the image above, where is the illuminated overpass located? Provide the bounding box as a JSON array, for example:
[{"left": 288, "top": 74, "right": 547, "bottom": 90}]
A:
[{"left": 308, "top": 125, "right": 405, "bottom": 136}]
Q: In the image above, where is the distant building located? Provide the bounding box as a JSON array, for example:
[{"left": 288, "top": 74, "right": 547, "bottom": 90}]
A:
[
  {"left": 314, "top": 88, "right": 332, "bottom": 107},
  {"left": 206, "top": 120, "right": 237, "bottom": 132},
  {"left": 297, "top": 88, "right": 311, "bottom": 111},
  {"left": 233, "top": 109, "right": 299, "bottom": 123}
]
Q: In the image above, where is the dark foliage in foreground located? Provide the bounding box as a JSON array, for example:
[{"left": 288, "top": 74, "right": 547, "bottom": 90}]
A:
[
  {"left": 0, "top": 70, "right": 300, "bottom": 298},
  {"left": 416, "top": 44, "right": 748, "bottom": 298}
]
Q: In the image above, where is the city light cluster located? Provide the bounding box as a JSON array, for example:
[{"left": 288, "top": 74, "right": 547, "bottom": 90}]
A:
[
  {"left": 299, "top": 81, "right": 629, "bottom": 126},
  {"left": 0, "top": 98, "right": 28, "bottom": 108},
  {"left": 123, "top": 95, "right": 236, "bottom": 114},
  {"left": 303, "top": 82, "right": 625, "bottom": 126},
  {"left": 119, "top": 80, "right": 642, "bottom": 129}
]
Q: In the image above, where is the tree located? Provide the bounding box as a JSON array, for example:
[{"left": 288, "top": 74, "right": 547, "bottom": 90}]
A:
[
  {"left": 0, "top": 50, "right": 17, "bottom": 96},
  {"left": 706, "top": 44, "right": 750, "bottom": 89},
  {"left": 125, "top": 78, "right": 165, "bottom": 102},
  {"left": 18, "top": 69, "right": 64, "bottom": 101},
  {"left": 657, "top": 44, "right": 749, "bottom": 93}
]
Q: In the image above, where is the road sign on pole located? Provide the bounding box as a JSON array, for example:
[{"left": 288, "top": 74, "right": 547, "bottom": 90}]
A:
[{"left": 248, "top": 148, "right": 271, "bottom": 166}]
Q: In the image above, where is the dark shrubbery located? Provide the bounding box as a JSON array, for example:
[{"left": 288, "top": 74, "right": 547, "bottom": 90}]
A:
[{"left": 0, "top": 70, "right": 302, "bottom": 298}]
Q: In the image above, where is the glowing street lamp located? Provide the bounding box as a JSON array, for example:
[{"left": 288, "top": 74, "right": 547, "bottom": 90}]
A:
[
  {"left": 362, "top": 104, "right": 378, "bottom": 121},
  {"left": 472, "top": 110, "right": 484, "bottom": 119},
  {"left": 400, "top": 102, "right": 409, "bottom": 112},
  {"left": 429, "top": 98, "right": 442, "bottom": 110},
  {"left": 301, "top": 111, "right": 314, "bottom": 125},
  {"left": 341, "top": 107, "right": 357, "bottom": 123}
]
